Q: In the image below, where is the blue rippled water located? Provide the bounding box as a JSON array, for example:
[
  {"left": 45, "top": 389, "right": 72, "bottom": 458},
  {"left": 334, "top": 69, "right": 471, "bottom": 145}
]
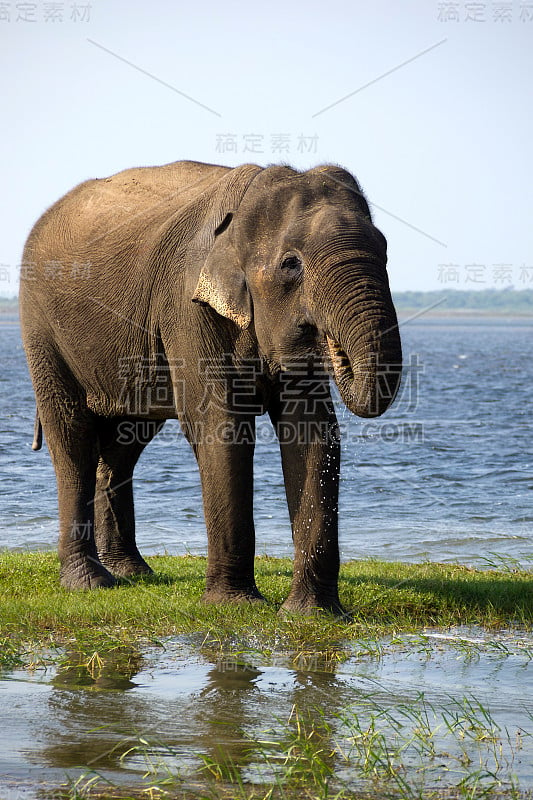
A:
[{"left": 1, "top": 316, "right": 531, "bottom": 567}]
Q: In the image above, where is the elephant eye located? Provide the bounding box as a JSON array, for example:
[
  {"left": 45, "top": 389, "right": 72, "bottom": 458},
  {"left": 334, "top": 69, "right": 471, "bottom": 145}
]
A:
[{"left": 280, "top": 253, "right": 302, "bottom": 275}]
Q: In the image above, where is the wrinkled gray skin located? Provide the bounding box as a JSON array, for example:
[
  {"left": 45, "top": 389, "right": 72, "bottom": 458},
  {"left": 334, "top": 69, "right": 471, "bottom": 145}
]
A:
[{"left": 20, "top": 161, "right": 402, "bottom": 614}]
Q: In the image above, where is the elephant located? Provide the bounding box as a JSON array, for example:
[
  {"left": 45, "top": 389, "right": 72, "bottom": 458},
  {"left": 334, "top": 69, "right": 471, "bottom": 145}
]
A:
[{"left": 19, "top": 160, "right": 402, "bottom": 614}]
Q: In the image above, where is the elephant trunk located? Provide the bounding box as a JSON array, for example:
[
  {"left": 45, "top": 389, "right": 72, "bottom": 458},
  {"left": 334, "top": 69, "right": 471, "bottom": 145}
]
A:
[{"left": 312, "top": 262, "right": 402, "bottom": 418}]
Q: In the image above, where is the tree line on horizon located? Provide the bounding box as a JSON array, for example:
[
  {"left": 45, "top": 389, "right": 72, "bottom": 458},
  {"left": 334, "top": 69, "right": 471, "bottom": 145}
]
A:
[
  {"left": 1, "top": 288, "right": 532, "bottom": 313},
  {"left": 392, "top": 288, "right": 533, "bottom": 313}
]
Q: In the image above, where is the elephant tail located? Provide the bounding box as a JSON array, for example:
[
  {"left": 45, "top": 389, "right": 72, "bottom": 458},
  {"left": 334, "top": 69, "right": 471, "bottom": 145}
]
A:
[{"left": 32, "top": 411, "right": 42, "bottom": 451}]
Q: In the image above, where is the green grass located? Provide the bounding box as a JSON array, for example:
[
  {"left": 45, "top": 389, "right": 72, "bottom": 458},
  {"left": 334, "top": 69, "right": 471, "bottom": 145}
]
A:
[{"left": 0, "top": 551, "right": 531, "bottom": 664}]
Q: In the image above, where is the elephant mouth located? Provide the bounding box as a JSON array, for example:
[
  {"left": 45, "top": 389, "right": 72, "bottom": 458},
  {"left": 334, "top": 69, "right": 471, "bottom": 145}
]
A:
[
  {"left": 325, "top": 334, "right": 380, "bottom": 418},
  {"left": 326, "top": 336, "right": 354, "bottom": 386},
  {"left": 325, "top": 332, "right": 402, "bottom": 418}
]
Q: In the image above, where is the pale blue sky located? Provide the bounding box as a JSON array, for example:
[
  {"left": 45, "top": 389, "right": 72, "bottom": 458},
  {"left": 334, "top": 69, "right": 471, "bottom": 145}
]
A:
[{"left": 2, "top": 0, "right": 532, "bottom": 295}]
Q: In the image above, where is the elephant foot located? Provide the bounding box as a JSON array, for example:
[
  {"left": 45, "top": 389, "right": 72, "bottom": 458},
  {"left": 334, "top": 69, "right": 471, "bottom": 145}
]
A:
[
  {"left": 280, "top": 591, "right": 348, "bottom": 618},
  {"left": 202, "top": 584, "right": 266, "bottom": 605},
  {"left": 98, "top": 551, "right": 153, "bottom": 578},
  {"left": 60, "top": 558, "right": 116, "bottom": 590}
]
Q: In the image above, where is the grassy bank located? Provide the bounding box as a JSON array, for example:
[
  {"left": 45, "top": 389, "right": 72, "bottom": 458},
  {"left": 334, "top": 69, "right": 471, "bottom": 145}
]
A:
[
  {"left": 1, "top": 552, "right": 531, "bottom": 664},
  {"left": 2, "top": 552, "right": 533, "bottom": 800}
]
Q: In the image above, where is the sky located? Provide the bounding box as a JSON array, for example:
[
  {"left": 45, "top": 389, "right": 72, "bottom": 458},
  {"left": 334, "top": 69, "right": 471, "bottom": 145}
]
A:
[{"left": 1, "top": 0, "right": 532, "bottom": 296}]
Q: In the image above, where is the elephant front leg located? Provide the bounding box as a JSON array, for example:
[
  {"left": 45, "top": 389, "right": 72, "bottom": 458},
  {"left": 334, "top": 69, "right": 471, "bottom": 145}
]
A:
[
  {"left": 194, "top": 417, "right": 264, "bottom": 603},
  {"left": 270, "top": 392, "right": 344, "bottom": 615}
]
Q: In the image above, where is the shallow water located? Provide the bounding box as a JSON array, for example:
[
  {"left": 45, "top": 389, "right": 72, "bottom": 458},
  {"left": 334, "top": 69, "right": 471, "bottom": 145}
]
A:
[
  {"left": 1, "top": 629, "right": 532, "bottom": 797},
  {"left": 1, "top": 316, "right": 532, "bottom": 567}
]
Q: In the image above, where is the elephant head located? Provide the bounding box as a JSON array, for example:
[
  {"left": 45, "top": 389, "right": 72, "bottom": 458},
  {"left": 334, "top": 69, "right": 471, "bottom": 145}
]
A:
[{"left": 192, "top": 164, "right": 402, "bottom": 418}]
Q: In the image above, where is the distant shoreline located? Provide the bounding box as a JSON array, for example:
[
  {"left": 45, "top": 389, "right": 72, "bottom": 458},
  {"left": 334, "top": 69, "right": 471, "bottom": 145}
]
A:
[
  {"left": 2, "top": 312, "right": 532, "bottom": 327},
  {"left": 393, "top": 289, "right": 533, "bottom": 317},
  {"left": 397, "top": 309, "right": 533, "bottom": 320},
  {"left": 2, "top": 288, "right": 532, "bottom": 320}
]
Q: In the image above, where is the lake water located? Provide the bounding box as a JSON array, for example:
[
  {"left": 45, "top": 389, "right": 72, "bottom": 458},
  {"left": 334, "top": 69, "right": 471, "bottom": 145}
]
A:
[
  {"left": 0, "top": 315, "right": 532, "bottom": 567},
  {"left": 1, "top": 316, "right": 532, "bottom": 798},
  {"left": 2, "top": 628, "right": 533, "bottom": 797}
]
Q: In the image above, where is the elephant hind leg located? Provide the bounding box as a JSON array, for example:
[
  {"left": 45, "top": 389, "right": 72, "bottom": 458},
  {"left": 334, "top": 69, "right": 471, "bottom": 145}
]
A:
[
  {"left": 94, "top": 418, "right": 164, "bottom": 577},
  {"left": 24, "top": 340, "right": 115, "bottom": 589}
]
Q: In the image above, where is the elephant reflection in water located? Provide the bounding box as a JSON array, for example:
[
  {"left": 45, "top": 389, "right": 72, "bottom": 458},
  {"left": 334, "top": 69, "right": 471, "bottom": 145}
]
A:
[
  {"left": 33, "top": 647, "right": 349, "bottom": 786},
  {"left": 192, "top": 653, "right": 346, "bottom": 782},
  {"left": 52, "top": 646, "right": 143, "bottom": 691},
  {"left": 37, "top": 646, "right": 145, "bottom": 774}
]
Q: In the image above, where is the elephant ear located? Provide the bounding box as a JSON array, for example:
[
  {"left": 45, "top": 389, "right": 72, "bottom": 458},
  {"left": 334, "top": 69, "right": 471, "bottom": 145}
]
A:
[
  {"left": 189, "top": 164, "right": 262, "bottom": 330},
  {"left": 192, "top": 212, "right": 252, "bottom": 329}
]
